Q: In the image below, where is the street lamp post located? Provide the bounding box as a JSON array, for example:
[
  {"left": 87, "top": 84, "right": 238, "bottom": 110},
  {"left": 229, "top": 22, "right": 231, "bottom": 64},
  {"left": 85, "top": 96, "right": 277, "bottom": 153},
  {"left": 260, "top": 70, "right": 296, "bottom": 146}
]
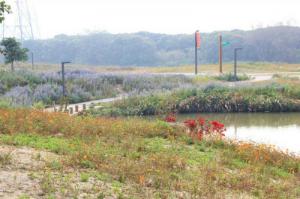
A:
[
  {"left": 61, "top": 61, "right": 71, "bottom": 97},
  {"left": 219, "top": 34, "right": 224, "bottom": 74},
  {"left": 234, "top": 48, "right": 242, "bottom": 81}
]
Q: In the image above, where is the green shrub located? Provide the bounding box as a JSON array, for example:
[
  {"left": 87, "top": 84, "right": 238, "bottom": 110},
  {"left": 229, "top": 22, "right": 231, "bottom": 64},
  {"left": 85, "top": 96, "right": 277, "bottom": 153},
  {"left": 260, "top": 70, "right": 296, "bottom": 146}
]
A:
[
  {"left": 215, "top": 73, "right": 251, "bottom": 82},
  {"left": 32, "top": 101, "right": 45, "bottom": 110},
  {"left": 91, "top": 85, "right": 300, "bottom": 116},
  {"left": 0, "top": 99, "right": 10, "bottom": 108}
]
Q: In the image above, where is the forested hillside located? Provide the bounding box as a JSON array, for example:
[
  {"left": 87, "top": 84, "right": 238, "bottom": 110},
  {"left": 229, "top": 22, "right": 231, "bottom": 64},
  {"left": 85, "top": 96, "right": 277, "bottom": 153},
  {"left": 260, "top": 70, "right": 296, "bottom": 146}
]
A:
[{"left": 23, "top": 26, "right": 300, "bottom": 66}]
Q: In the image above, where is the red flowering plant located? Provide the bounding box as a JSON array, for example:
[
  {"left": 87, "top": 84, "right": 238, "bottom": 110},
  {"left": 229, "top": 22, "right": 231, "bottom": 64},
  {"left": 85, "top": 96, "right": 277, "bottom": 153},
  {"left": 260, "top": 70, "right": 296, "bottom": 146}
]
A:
[
  {"left": 184, "top": 119, "right": 197, "bottom": 130},
  {"left": 210, "top": 121, "right": 226, "bottom": 137},
  {"left": 165, "top": 113, "right": 177, "bottom": 123},
  {"left": 184, "top": 117, "right": 226, "bottom": 141}
]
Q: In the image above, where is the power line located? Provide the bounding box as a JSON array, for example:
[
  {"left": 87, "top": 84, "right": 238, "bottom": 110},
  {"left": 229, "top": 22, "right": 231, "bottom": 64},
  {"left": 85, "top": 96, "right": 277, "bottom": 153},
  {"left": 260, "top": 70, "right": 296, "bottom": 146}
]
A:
[
  {"left": 1, "top": 0, "right": 38, "bottom": 42},
  {"left": 15, "top": 0, "right": 34, "bottom": 42}
]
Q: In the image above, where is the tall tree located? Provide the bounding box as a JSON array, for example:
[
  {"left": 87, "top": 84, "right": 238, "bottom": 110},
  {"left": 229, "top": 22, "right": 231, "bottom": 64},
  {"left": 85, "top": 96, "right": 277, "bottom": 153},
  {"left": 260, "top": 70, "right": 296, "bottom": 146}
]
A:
[
  {"left": 0, "top": 0, "right": 11, "bottom": 23},
  {"left": 1, "top": 38, "right": 29, "bottom": 71}
]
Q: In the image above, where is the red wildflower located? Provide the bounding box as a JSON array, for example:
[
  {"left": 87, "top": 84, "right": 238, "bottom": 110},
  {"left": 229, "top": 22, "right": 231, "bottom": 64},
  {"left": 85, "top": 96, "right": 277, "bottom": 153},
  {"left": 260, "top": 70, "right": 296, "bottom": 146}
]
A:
[
  {"left": 165, "top": 114, "right": 176, "bottom": 123},
  {"left": 198, "top": 117, "right": 206, "bottom": 126},
  {"left": 197, "top": 130, "right": 204, "bottom": 141},
  {"left": 183, "top": 117, "right": 226, "bottom": 141},
  {"left": 210, "top": 121, "right": 225, "bottom": 130},
  {"left": 184, "top": 119, "right": 197, "bottom": 130}
]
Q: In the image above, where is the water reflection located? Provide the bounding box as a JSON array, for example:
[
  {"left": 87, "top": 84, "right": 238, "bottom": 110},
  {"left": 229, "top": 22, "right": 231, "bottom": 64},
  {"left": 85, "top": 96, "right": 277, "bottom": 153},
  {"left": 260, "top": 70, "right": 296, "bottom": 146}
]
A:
[
  {"left": 175, "top": 113, "right": 300, "bottom": 154},
  {"left": 176, "top": 113, "right": 300, "bottom": 127},
  {"left": 226, "top": 125, "right": 300, "bottom": 154}
]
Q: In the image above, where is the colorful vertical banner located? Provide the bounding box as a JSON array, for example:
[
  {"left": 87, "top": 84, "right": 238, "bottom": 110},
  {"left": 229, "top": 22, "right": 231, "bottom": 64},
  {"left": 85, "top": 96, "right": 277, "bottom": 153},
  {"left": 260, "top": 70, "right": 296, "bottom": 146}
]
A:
[{"left": 196, "top": 31, "right": 201, "bottom": 48}]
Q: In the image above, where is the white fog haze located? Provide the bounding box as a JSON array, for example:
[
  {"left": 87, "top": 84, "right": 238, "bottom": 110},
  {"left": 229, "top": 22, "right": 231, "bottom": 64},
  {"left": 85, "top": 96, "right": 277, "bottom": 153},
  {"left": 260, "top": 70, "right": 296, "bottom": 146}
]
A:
[{"left": 3, "top": 0, "right": 300, "bottom": 38}]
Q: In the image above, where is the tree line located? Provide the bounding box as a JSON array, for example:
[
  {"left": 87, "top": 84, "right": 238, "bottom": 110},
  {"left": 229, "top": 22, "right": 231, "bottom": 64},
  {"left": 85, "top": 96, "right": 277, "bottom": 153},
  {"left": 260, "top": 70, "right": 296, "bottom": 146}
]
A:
[{"left": 21, "top": 26, "right": 300, "bottom": 66}]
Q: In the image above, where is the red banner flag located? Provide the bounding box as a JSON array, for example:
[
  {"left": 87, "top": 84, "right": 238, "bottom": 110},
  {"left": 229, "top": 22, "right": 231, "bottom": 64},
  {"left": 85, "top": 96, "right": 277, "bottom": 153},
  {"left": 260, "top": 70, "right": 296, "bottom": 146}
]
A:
[{"left": 196, "top": 31, "right": 201, "bottom": 48}]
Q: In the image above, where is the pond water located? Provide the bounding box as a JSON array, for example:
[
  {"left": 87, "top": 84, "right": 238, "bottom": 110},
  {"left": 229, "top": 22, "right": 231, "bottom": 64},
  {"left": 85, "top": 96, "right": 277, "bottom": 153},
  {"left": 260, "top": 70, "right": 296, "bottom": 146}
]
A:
[{"left": 172, "top": 113, "right": 300, "bottom": 155}]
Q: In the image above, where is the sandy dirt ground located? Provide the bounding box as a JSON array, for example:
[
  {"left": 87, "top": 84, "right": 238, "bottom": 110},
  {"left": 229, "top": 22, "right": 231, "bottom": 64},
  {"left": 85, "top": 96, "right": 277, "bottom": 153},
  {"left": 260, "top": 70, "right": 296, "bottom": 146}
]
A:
[{"left": 0, "top": 145, "right": 120, "bottom": 199}]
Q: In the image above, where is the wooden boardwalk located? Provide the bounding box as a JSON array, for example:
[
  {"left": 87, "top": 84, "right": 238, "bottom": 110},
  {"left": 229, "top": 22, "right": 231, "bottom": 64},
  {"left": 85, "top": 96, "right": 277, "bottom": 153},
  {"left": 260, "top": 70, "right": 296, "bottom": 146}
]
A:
[{"left": 44, "top": 95, "right": 126, "bottom": 115}]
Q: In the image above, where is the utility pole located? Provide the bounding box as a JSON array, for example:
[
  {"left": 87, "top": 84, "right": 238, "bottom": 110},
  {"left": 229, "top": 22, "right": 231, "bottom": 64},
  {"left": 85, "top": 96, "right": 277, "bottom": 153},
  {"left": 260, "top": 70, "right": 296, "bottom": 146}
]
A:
[
  {"left": 195, "top": 30, "right": 201, "bottom": 75},
  {"left": 31, "top": 52, "right": 34, "bottom": 70},
  {"left": 219, "top": 34, "right": 223, "bottom": 74},
  {"left": 61, "top": 61, "right": 71, "bottom": 97},
  {"left": 234, "top": 48, "right": 242, "bottom": 81}
]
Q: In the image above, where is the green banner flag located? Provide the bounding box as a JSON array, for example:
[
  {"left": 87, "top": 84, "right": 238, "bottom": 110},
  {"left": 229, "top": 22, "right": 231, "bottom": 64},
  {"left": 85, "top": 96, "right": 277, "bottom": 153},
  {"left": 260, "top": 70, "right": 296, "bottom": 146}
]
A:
[{"left": 222, "top": 41, "right": 230, "bottom": 47}]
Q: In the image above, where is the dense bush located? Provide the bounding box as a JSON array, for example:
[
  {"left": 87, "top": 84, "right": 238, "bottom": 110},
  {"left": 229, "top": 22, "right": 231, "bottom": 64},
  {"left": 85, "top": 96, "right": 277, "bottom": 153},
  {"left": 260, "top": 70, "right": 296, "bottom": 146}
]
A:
[
  {"left": 0, "top": 70, "right": 45, "bottom": 93},
  {"left": 92, "top": 85, "right": 300, "bottom": 116}
]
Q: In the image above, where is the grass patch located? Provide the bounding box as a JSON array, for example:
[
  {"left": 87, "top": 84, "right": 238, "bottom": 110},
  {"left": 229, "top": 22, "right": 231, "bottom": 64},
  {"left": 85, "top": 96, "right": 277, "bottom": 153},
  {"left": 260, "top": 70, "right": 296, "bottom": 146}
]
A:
[
  {"left": 80, "top": 173, "right": 90, "bottom": 182},
  {"left": 0, "top": 134, "right": 73, "bottom": 155}
]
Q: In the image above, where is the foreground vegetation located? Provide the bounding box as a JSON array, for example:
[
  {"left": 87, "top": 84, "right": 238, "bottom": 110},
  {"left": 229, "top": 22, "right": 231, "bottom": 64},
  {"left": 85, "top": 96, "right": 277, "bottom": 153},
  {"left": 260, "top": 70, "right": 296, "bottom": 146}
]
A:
[{"left": 0, "top": 108, "right": 299, "bottom": 198}]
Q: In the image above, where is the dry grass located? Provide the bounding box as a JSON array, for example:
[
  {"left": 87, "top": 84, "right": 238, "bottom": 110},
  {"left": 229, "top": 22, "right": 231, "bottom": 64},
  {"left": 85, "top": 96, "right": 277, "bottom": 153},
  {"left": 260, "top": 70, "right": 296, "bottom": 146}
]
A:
[
  {"left": 94, "top": 62, "right": 300, "bottom": 74},
  {"left": 0, "top": 151, "right": 12, "bottom": 166},
  {"left": 3, "top": 62, "right": 300, "bottom": 74}
]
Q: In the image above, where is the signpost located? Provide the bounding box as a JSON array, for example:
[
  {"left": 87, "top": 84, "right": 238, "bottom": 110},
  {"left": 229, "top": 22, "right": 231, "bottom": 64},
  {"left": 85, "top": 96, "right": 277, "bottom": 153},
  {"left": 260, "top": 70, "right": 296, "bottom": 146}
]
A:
[
  {"left": 222, "top": 41, "right": 230, "bottom": 47},
  {"left": 195, "top": 30, "right": 201, "bottom": 75},
  {"left": 219, "top": 34, "right": 231, "bottom": 74},
  {"left": 234, "top": 48, "right": 242, "bottom": 81}
]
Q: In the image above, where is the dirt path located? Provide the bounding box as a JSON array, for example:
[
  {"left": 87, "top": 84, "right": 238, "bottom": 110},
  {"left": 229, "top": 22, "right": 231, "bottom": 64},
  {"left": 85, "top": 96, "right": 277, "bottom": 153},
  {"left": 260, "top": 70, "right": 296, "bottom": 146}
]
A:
[
  {"left": 0, "top": 145, "right": 122, "bottom": 199},
  {"left": 0, "top": 145, "right": 60, "bottom": 198}
]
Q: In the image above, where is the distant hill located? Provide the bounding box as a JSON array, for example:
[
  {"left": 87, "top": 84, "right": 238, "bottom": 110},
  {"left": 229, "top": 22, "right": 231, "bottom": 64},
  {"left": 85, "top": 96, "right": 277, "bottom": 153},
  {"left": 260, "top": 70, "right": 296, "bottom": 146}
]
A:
[{"left": 23, "top": 26, "right": 300, "bottom": 66}]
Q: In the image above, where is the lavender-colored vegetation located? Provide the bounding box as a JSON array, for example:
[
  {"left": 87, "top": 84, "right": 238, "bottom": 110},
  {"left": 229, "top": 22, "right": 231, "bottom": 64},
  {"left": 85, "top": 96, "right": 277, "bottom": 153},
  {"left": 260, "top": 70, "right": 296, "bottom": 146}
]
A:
[{"left": 0, "top": 70, "right": 199, "bottom": 106}]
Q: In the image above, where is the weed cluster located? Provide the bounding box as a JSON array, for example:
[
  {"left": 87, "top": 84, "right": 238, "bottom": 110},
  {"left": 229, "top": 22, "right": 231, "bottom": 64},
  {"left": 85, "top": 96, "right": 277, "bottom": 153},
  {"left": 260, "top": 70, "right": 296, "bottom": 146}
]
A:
[{"left": 215, "top": 73, "right": 251, "bottom": 82}]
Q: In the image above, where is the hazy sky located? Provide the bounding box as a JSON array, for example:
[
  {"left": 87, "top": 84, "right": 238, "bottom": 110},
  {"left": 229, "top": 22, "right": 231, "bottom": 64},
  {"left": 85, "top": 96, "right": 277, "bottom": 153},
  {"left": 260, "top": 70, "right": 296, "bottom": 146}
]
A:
[{"left": 3, "top": 0, "right": 300, "bottom": 39}]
